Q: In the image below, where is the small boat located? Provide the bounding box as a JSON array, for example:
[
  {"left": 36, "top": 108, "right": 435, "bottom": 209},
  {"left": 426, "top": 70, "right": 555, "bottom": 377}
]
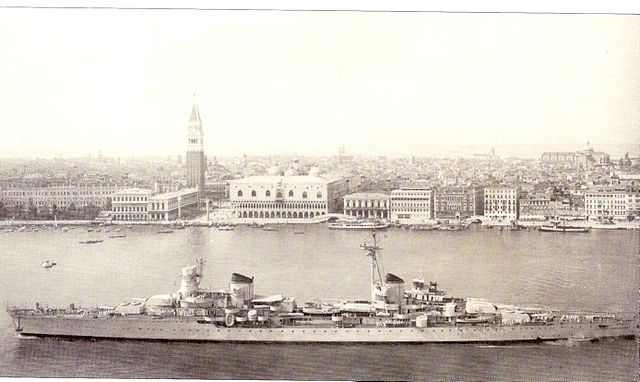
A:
[
  {"left": 125, "top": 225, "right": 132, "bottom": 229},
  {"left": 109, "top": 234, "right": 127, "bottom": 239},
  {"left": 328, "top": 220, "right": 390, "bottom": 230},
  {"left": 4, "top": 228, "right": 14, "bottom": 233},
  {"left": 79, "top": 239, "right": 104, "bottom": 244},
  {"left": 41, "top": 260, "right": 57, "bottom": 268},
  {"left": 61, "top": 227, "right": 69, "bottom": 232},
  {"left": 539, "top": 224, "right": 589, "bottom": 233},
  {"left": 262, "top": 226, "right": 277, "bottom": 232},
  {"left": 157, "top": 229, "right": 174, "bottom": 234},
  {"left": 294, "top": 230, "right": 305, "bottom": 235},
  {"left": 217, "top": 225, "right": 235, "bottom": 231}
]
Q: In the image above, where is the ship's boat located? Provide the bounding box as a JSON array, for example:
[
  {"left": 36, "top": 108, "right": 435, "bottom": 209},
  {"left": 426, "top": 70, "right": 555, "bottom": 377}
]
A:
[{"left": 113, "top": 298, "right": 146, "bottom": 315}]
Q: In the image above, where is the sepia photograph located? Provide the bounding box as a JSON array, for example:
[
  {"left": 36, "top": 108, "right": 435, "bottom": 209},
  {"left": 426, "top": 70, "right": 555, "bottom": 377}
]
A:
[{"left": 0, "top": 1, "right": 638, "bottom": 380}]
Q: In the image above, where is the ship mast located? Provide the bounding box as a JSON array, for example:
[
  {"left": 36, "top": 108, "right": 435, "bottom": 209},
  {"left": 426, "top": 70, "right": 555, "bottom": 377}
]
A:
[{"left": 361, "top": 230, "right": 384, "bottom": 300}]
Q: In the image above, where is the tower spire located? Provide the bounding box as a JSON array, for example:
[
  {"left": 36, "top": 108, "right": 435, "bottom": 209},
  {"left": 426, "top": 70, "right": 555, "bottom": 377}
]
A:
[{"left": 189, "top": 94, "right": 202, "bottom": 125}]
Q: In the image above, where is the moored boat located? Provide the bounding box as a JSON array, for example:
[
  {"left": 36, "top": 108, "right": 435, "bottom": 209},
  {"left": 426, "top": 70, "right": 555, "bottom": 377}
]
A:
[
  {"left": 78, "top": 239, "right": 103, "bottom": 244},
  {"left": 539, "top": 224, "right": 590, "bottom": 233},
  {"left": 328, "top": 220, "right": 390, "bottom": 230}
]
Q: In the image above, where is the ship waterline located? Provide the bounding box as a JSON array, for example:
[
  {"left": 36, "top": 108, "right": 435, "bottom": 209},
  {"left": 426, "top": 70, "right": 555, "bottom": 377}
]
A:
[{"left": 12, "top": 315, "right": 635, "bottom": 343}]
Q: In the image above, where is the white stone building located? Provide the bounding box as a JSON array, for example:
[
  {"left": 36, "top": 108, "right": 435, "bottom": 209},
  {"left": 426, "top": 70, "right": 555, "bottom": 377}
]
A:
[
  {"left": 389, "top": 187, "right": 434, "bottom": 223},
  {"left": 228, "top": 175, "right": 345, "bottom": 220},
  {"left": 111, "top": 188, "right": 153, "bottom": 221},
  {"left": 0, "top": 184, "right": 120, "bottom": 212},
  {"left": 343, "top": 192, "right": 390, "bottom": 219},
  {"left": 584, "top": 187, "right": 630, "bottom": 221},
  {"left": 484, "top": 187, "right": 519, "bottom": 221}
]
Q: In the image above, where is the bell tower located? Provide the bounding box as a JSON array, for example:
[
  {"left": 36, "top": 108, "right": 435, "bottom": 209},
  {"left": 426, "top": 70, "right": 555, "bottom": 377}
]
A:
[{"left": 186, "top": 97, "right": 205, "bottom": 202}]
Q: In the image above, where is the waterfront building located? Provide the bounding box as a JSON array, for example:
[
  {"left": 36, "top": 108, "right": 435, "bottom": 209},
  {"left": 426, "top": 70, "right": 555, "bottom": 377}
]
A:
[
  {"left": 228, "top": 174, "right": 346, "bottom": 220},
  {"left": 389, "top": 187, "right": 434, "bottom": 223},
  {"left": 584, "top": 187, "right": 629, "bottom": 221},
  {"left": 111, "top": 188, "right": 199, "bottom": 221},
  {"left": 518, "top": 193, "right": 574, "bottom": 220},
  {"left": 434, "top": 187, "right": 484, "bottom": 219},
  {"left": 148, "top": 188, "right": 199, "bottom": 221},
  {"left": 205, "top": 180, "right": 229, "bottom": 202},
  {"left": 186, "top": 102, "right": 206, "bottom": 203},
  {"left": 343, "top": 192, "right": 390, "bottom": 219},
  {"left": 484, "top": 187, "right": 519, "bottom": 221},
  {"left": 627, "top": 190, "right": 640, "bottom": 220},
  {"left": 110, "top": 188, "right": 153, "bottom": 221},
  {"left": 540, "top": 143, "right": 610, "bottom": 170},
  {"left": 0, "top": 184, "right": 121, "bottom": 213}
]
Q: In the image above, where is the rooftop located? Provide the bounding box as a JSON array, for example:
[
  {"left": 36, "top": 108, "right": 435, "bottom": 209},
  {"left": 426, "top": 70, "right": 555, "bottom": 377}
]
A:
[
  {"left": 114, "top": 188, "right": 153, "bottom": 195},
  {"left": 345, "top": 192, "right": 389, "bottom": 200},
  {"left": 229, "top": 175, "right": 340, "bottom": 185},
  {"left": 150, "top": 188, "right": 198, "bottom": 201}
]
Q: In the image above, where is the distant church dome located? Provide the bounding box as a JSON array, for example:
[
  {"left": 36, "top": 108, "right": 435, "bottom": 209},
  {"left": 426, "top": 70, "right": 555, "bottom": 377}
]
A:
[
  {"left": 308, "top": 167, "right": 320, "bottom": 177},
  {"left": 267, "top": 165, "right": 281, "bottom": 176},
  {"left": 284, "top": 168, "right": 298, "bottom": 176}
]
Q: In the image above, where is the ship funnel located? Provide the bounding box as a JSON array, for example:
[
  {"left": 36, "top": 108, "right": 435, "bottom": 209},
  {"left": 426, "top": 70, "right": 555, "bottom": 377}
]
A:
[
  {"left": 384, "top": 273, "right": 405, "bottom": 312},
  {"left": 178, "top": 264, "right": 202, "bottom": 297},
  {"left": 230, "top": 273, "right": 254, "bottom": 307}
]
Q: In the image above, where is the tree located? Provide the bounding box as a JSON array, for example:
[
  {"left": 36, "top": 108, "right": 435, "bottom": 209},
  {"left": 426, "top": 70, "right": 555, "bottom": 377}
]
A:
[
  {"left": 0, "top": 201, "right": 7, "bottom": 219},
  {"left": 66, "top": 202, "right": 77, "bottom": 220},
  {"left": 28, "top": 204, "right": 39, "bottom": 220}
]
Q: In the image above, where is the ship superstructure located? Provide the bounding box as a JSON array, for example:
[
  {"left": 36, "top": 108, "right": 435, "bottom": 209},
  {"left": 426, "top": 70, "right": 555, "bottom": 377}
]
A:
[{"left": 7, "top": 233, "right": 636, "bottom": 343}]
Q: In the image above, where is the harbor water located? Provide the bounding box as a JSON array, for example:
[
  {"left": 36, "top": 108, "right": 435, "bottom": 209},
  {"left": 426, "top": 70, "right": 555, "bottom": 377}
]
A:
[{"left": 0, "top": 224, "right": 637, "bottom": 380}]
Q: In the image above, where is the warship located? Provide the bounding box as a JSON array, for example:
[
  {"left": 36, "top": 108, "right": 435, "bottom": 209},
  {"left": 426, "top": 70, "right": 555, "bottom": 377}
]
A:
[{"left": 8, "top": 233, "right": 636, "bottom": 343}]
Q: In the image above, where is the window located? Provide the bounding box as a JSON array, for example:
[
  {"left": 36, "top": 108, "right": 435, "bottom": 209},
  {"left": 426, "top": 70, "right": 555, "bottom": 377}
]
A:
[
  {"left": 251, "top": 190, "right": 257, "bottom": 197},
  {"left": 288, "top": 190, "right": 294, "bottom": 197},
  {"left": 237, "top": 190, "right": 243, "bottom": 197},
  {"left": 302, "top": 191, "right": 308, "bottom": 199},
  {"left": 266, "top": 190, "right": 271, "bottom": 197},
  {"left": 317, "top": 192, "right": 322, "bottom": 199}
]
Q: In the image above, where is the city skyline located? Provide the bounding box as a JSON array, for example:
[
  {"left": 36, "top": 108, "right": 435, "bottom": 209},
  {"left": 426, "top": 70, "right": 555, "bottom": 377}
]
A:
[{"left": 0, "top": 9, "right": 638, "bottom": 159}]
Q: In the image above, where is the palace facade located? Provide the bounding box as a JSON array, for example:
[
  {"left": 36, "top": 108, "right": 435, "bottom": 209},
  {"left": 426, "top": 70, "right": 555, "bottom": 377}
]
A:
[{"left": 229, "top": 175, "right": 347, "bottom": 220}]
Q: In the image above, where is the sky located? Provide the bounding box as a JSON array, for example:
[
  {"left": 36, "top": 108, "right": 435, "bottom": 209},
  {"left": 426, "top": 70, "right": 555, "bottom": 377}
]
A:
[{"left": 0, "top": 6, "right": 638, "bottom": 159}]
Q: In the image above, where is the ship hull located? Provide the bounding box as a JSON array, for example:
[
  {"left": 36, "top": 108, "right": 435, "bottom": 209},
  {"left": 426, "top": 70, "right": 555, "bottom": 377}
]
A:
[{"left": 11, "top": 315, "right": 635, "bottom": 343}]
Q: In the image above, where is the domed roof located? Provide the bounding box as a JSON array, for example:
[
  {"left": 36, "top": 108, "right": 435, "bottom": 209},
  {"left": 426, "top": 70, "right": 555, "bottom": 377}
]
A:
[
  {"left": 308, "top": 167, "right": 320, "bottom": 176},
  {"left": 284, "top": 168, "right": 298, "bottom": 176},
  {"left": 267, "top": 165, "right": 281, "bottom": 176}
]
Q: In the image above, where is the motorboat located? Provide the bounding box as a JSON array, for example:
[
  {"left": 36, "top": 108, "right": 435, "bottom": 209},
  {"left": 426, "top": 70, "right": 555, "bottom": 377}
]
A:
[
  {"left": 79, "top": 239, "right": 104, "bottom": 244},
  {"left": 41, "top": 260, "right": 57, "bottom": 268}
]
